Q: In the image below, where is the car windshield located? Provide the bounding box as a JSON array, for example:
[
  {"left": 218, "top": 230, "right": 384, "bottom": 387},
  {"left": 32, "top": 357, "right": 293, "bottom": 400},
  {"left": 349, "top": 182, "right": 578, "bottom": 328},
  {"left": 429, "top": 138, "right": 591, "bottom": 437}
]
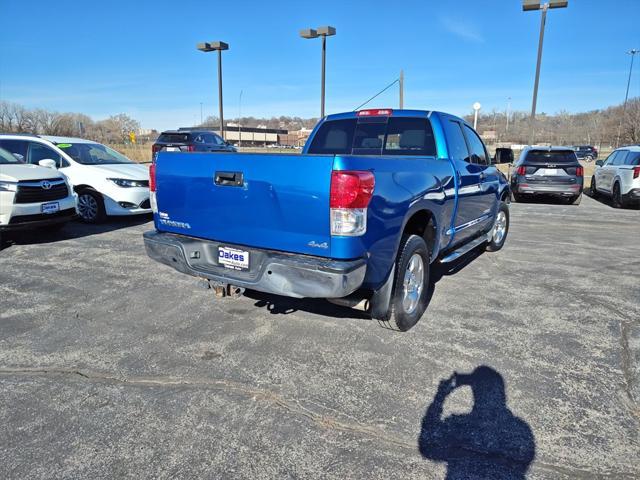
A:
[
  {"left": 56, "top": 143, "right": 134, "bottom": 165},
  {"left": 158, "top": 133, "right": 190, "bottom": 143},
  {"left": 526, "top": 150, "right": 577, "bottom": 163},
  {"left": 0, "top": 147, "right": 24, "bottom": 164}
]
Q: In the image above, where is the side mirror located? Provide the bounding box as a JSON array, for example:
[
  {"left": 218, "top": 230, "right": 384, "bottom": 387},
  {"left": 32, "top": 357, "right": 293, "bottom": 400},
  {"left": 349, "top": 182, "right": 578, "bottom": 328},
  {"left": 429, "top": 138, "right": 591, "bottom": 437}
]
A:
[
  {"left": 38, "top": 159, "right": 57, "bottom": 169},
  {"left": 494, "top": 148, "right": 514, "bottom": 164},
  {"left": 595, "top": 160, "right": 604, "bottom": 167}
]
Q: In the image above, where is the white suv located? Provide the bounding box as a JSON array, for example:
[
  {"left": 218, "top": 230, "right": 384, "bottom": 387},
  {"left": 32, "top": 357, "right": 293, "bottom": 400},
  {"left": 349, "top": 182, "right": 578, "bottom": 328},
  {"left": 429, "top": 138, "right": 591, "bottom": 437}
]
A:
[
  {"left": 0, "top": 135, "right": 151, "bottom": 222},
  {"left": 0, "top": 146, "right": 77, "bottom": 232},
  {"left": 591, "top": 146, "right": 640, "bottom": 208}
]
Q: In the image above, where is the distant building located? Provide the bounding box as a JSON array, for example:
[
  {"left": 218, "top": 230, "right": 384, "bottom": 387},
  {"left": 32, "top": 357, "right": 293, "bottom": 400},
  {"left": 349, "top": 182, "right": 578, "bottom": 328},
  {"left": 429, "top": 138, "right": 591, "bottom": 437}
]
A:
[{"left": 214, "top": 125, "right": 287, "bottom": 146}]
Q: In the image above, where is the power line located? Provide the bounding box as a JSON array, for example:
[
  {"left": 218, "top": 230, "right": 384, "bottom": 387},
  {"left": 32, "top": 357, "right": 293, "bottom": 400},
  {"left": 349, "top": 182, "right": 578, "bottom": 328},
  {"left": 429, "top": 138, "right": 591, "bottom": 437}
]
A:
[{"left": 353, "top": 78, "right": 400, "bottom": 111}]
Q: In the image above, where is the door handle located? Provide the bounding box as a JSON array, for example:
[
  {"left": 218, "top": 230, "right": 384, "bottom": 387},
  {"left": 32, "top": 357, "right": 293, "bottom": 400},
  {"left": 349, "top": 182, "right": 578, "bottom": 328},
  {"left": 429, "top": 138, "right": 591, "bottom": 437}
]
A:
[{"left": 215, "top": 171, "right": 244, "bottom": 186}]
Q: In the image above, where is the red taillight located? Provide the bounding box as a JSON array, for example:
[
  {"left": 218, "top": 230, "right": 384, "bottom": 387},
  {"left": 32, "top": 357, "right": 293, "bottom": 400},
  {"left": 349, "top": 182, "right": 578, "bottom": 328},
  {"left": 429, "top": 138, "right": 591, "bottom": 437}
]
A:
[
  {"left": 517, "top": 166, "right": 526, "bottom": 175},
  {"left": 187, "top": 145, "right": 195, "bottom": 152},
  {"left": 356, "top": 109, "right": 393, "bottom": 117},
  {"left": 634, "top": 166, "right": 640, "bottom": 179},
  {"left": 330, "top": 171, "right": 375, "bottom": 208},
  {"left": 149, "top": 163, "right": 156, "bottom": 192},
  {"left": 152, "top": 144, "right": 161, "bottom": 154},
  {"left": 576, "top": 166, "right": 584, "bottom": 176}
]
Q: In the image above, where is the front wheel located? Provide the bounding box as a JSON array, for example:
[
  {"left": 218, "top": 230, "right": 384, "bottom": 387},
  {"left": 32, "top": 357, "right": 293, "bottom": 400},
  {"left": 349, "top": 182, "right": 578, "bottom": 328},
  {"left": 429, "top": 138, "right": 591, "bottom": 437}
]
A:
[
  {"left": 378, "top": 235, "right": 430, "bottom": 332},
  {"left": 77, "top": 189, "right": 106, "bottom": 223},
  {"left": 590, "top": 178, "right": 598, "bottom": 198},
  {"left": 486, "top": 202, "right": 510, "bottom": 252},
  {"left": 612, "top": 183, "right": 624, "bottom": 209}
]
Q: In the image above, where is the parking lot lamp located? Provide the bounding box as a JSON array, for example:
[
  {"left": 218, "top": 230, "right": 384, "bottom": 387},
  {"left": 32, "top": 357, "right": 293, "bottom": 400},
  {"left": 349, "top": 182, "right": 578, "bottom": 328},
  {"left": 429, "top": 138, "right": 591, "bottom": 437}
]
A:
[
  {"left": 616, "top": 48, "right": 639, "bottom": 147},
  {"left": 300, "top": 26, "right": 336, "bottom": 118},
  {"left": 473, "top": 102, "right": 481, "bottom": 130},
  {"left": 197, "top": 41, "right": 229, "bottom": 139},
  {"left": 522, "top": 1, "right": 568, "bottom": 145}
]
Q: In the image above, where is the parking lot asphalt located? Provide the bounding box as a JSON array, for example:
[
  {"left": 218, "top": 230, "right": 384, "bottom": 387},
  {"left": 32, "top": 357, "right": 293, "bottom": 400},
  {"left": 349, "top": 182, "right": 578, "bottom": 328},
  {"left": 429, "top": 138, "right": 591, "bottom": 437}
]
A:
[{"left": 1, "top": 195, "right": 639, "bottom": 479}]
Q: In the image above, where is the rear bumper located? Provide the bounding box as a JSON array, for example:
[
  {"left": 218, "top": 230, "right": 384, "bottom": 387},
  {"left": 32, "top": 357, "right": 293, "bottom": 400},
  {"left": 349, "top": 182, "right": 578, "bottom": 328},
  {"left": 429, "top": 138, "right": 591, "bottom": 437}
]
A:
[
  {"left": 624, "top": 188, "right": 640, "bottom": 202},
  {"left": 143, "top": 231, "right": 367, "bottom": 299},
  {"left": 514, "top": 182, "right": 582, "bottom": 196}
]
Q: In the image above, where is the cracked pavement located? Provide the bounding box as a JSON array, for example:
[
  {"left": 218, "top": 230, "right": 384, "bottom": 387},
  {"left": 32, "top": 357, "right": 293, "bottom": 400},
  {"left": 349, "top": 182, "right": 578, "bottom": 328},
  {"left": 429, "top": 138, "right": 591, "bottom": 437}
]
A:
[{"left": 0, "top": 195, "right": 639, "bottom": 479}]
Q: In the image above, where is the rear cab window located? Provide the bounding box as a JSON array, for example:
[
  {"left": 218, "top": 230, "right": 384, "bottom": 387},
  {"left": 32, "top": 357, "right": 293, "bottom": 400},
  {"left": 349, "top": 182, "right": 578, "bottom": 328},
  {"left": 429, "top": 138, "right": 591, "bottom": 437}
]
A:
[
  {"left": 524, "top": 150, "right": 577, "bottom": 163},
  {"left": 158, "top": 133, "right": 191, "bottom": 143},
  {"left": 307, "top": 116, "right": 436, "bottom": 156}
]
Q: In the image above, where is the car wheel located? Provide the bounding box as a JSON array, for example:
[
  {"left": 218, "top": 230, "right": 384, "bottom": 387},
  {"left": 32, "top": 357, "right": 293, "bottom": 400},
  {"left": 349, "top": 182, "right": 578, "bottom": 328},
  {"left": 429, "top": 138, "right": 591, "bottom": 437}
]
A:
[
  {"left": 612, "top": 183, "right": 624, "bottom": 209},
  {"left": 571, "top": 193, "right": 582, "bottom": 205},
  {"left": 77, "top": 189, "right": 106, "bottom": 223},
  {"left": 511, "top": 192, "right": 523, "bottom": 203},
  {"left": 585, "top": 155, "right": 593, "bottom": 162},
  {"left": 590, "top": 178, "right": 598, "bottom": 197},
  {"left": 378, "top": 234, "right": 430, "bottom": 332},
  {"left": 486, "top": 202, "right": 510, "bottom": 252}
]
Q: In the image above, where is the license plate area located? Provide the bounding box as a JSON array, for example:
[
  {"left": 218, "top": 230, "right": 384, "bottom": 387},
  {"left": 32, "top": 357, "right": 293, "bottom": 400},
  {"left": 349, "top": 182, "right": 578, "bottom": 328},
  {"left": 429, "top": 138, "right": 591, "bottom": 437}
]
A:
[
  {"left": 218, "top": 246, "right": 249, "bottom": 271},
  {"left": 41, "top": 202, "right": 59, "bottom": 214}
]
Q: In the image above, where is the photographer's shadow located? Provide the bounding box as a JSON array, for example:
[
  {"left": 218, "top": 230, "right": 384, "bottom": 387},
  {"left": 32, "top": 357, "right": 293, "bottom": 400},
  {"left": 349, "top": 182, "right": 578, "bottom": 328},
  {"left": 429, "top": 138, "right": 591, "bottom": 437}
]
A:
[{"left": 419, "top": 366, "right": 535, "bottom": 479}]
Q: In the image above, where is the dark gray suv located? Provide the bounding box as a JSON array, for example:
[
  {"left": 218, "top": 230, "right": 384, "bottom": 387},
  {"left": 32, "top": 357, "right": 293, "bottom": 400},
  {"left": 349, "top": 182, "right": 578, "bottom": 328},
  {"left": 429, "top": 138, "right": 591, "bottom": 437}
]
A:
[
  {"left": 510, "top": 147, "right": 584, "bottom": 204},
  {"left": 152, "top": 129, "right": 236, "bottom": 160}
]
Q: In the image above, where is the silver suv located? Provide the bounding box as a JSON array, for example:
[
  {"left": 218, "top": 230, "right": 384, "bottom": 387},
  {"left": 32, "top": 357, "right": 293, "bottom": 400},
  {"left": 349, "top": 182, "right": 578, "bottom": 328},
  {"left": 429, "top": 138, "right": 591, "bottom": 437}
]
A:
[{"left": 591, "top": 146, "right": 640, "bottom": 208}]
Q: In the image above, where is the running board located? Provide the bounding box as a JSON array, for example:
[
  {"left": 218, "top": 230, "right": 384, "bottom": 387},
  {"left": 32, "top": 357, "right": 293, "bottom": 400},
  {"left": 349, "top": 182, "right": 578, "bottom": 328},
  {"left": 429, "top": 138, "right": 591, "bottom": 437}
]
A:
[{"left": 439, "top": 233, "right": 490, "bottom": 264}]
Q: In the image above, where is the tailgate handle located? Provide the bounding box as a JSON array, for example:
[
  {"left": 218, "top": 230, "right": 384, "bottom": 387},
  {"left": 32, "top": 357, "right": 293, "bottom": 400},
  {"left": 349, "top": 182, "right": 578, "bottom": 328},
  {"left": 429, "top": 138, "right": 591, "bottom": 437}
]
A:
[{"left": 215, "top": 171, "right": 244, "bottom": 187}]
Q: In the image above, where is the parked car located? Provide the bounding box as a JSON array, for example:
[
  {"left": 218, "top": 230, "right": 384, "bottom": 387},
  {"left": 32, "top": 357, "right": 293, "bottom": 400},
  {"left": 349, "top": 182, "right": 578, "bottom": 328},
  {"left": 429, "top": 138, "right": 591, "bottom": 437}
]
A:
[
  {"left": 152, "top": 129, "right": 236, "bottom": 160},
  {"left": 510, "top": 147, "right": 583, "bottom": 204},
  {"left": 0, "top": 135, "right": 151, "bottom": 223},
  {"left": 0, "top": 146, "right": 77, "bottom": 232},
  {"left": 143, "top": 109, "right": 511, "bottom": 331},
  {"left": 572, "top": 145, "right": 598, "bottom": 161},
  {"left": 591, "top": 145, "right": 640, "bottom": 208}
]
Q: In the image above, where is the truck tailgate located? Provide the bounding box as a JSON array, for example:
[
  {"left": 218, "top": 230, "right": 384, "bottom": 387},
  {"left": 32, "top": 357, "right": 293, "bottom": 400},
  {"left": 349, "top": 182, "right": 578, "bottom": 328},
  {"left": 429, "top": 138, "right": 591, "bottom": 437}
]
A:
[{"left": 154, "top": 152, "right": 335, "bottom": 257}]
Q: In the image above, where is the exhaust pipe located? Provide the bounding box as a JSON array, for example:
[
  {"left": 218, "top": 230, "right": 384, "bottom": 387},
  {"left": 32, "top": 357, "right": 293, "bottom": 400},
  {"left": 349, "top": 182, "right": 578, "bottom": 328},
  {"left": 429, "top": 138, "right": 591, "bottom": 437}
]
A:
[{"left": 327, "top": 295, "right": 370, "bottom": 312}]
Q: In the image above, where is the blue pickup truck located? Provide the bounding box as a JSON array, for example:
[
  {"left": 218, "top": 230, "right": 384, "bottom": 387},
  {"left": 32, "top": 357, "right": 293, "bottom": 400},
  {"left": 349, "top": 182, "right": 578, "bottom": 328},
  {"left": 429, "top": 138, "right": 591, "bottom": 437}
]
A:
[{"left": 144, "top": 109, "right": 510, "bottom": 331}]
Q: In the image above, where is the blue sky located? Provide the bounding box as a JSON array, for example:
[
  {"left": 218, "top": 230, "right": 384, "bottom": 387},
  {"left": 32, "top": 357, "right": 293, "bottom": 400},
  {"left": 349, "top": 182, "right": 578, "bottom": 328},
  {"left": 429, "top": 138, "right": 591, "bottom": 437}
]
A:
[{"left": 1, "top": 0, "right": 639, "bottom": 130}]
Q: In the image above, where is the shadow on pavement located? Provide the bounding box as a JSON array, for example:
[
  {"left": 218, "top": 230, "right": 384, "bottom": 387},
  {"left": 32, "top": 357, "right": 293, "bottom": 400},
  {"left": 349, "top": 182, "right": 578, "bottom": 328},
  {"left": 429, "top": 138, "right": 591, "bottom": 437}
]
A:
[
  {"left": 246, "top": 244, "right": 486, "bottom": 322},
  {"left": 584, "top": 190, "right": 640, "bottom": 210},
  {"left": 0, "top": 214, "right": 152, "bottom": 252},
  {"left": 419, "top": 366, "right": 536, "bottom": 479}
]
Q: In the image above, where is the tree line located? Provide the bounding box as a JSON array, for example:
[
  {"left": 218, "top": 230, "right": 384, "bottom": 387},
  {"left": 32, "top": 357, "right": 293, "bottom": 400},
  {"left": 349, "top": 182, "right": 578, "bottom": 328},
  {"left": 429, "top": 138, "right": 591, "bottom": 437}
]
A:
[
  {"left": 464, "top": 97, "right": 639, "bottom": 147},
  {"left": 2, "top": 98, "right": 638, "bottom": 147}
]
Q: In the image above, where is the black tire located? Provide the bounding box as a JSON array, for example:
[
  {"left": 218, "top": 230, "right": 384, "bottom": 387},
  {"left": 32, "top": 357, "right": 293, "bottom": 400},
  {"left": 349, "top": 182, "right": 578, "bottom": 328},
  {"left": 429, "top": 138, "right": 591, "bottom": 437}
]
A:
[
  {"left": 77, "top": 189, "right": 106, "bottom": 223},
  {"left": 571, "top": 193, "right": 582, "bottom": 205},
  {"left": 589, "top": 178, "right": 598, "bottom": 198},
  {"left": 486, "top": 202, "right": 510, "bottom": 252},
  {"left": 378, "top": 235, "right": 430, "bottom": 332},
  {"left": 612, "top": 182, "right": 624, "bottom": 209},
  {"left": 511, "top": 192, "right": 523, "bottom": 203}
]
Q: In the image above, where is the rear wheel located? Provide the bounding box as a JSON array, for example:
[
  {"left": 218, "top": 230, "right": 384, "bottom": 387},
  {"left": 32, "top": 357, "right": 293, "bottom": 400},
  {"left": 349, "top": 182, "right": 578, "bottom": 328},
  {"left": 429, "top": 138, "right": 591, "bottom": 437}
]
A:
[
  {"left": 378, "top": 235, "right": 430, "bottom": 332},
  {"left": 612, "top": 182, "right": 624, "bottom": 209},
  {"left": 486, "top": 202, "right": 509, "bottom": 252},
  {"left": 511, "top": 192, "right": 523, "bottom": 203},
  {"left": 77, "top": 189, "right": 106, "bottom": 223}
]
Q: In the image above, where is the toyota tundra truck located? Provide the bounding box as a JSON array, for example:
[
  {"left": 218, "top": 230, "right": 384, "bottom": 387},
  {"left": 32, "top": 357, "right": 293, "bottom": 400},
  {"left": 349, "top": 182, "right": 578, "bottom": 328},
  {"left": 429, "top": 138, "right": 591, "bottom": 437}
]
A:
[{"left": 143, "top": 109, "right": 511, "bottom": 331}]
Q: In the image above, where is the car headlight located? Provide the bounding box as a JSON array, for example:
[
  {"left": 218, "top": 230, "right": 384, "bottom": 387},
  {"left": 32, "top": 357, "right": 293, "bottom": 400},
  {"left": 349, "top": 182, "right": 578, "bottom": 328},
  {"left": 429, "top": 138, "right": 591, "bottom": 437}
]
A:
[
  {"left": 0, "top": 181, "right": 18, "bottom": 192},
  {"left": 107, "top": 178, "right": 147, "bottom": 188}
]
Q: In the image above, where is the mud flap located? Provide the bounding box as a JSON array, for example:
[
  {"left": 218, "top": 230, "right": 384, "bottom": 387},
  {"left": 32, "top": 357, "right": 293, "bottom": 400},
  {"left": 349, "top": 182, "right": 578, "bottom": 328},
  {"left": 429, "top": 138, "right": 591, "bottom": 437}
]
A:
[{"left": 369, "top": 265, "right": 395, "bottom": 320}]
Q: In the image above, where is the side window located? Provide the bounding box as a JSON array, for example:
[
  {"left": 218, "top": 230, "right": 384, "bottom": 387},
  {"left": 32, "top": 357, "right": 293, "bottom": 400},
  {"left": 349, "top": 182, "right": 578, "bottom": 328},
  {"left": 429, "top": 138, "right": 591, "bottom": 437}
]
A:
[
  {"left": 443, "top": 120, "right": 470, "bottom": 162},
  {"left": 603, "top": 151, "right": 618, "bottom": 166},
  {"left": 612, "top": 151, "right": 628, "bottom": 166},
  {"left": 383, "top": 117, "right": 436, "bottom": 156},
  {"left": 27, "top": 142, "right": 63, "bottom": 168},
  {"left": 206, "top": 134, "right": 224, "bottom": 145},
  {"left": 307, "top": 119, "right": 356, "bottom": 155},
  {"left": 193, "top": 135, "right": 205, "bottom": 144},
  {"left": 627, "top": 152, "right": 640, "bottom": 166},
  {"left": 0, "top": 140, "right": 28, "bottom": 162},
  {"left": 463, "top": 125, "right": 488, "bottom": 165}
]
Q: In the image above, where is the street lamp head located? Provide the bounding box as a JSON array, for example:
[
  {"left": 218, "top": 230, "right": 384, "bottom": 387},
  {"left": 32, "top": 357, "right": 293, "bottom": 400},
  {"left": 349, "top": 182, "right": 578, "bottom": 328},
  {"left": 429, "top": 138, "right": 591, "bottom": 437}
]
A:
[
  {"left": 523, "top": 0, "right": 568, "bottom": 11},
  {"left": 317, "top": 26, "right": 336, "bottom": 36},
  {"left": 628, "top": 49, "right": 639, "bottom": 55},
  {"left": 522, "top": 0, "right": 541, "bottom": 11},
  {"left": 473, "top": 102, "right": 482, "bottom": 111},
  {"left": 548, "top": 0, "right": 568, "bottom": 8},
  {"left": 300, "top": 28, "right": 319, "bottom": 39},
  {"left": 197, "top": 41, "right": 229, "bottom": 52}
]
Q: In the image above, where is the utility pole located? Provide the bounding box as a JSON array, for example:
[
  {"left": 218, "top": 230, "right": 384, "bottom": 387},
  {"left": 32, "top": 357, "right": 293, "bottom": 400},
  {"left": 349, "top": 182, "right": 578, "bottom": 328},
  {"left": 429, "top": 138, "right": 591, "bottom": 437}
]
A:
[
  {"left": 200, "top": 102, "right": 203, "bottom": 125},
  {"left": 238, "top": 90, "right": 243, "bottom": 148},
  {"left": 616, "top": 48, "right": 639, "bottom": 147},
  {"left": 506, "top": 97, "right": 511, "bottom": 133},
  {"left": 399, "top": 70, "right": 404, "bottom": 109}
]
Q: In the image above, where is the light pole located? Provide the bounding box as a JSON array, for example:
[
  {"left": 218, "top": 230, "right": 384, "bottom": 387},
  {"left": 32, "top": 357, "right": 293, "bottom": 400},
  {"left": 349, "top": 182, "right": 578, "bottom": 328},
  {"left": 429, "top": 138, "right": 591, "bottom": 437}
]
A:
[
  {"left": 300, "top": 26, "right": 336, "bottom": 118},
  {"left": 506, "top": 97, "right": 511, "bottom": 133},
  {"left": 523, "top": 0, "right": 568, "bottom": 145},
  {"left": 616, "top": 49, "right": 639, "bottom": 147},
  {"left": 473, "top": 102, "right": 481, "bottom": 130},
  {"left": 200, "top": 102, "right": 203, "bottom": 125},
  {"left": 197, "top": 41, "right": 229, "bottom": 139}
]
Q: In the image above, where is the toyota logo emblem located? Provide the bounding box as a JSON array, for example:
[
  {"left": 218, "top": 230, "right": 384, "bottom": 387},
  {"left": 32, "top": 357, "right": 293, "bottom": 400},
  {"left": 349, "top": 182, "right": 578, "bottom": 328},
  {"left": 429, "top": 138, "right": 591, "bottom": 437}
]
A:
[{"left": 41, "top": 181, "right": 52, "bottom": 190}]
